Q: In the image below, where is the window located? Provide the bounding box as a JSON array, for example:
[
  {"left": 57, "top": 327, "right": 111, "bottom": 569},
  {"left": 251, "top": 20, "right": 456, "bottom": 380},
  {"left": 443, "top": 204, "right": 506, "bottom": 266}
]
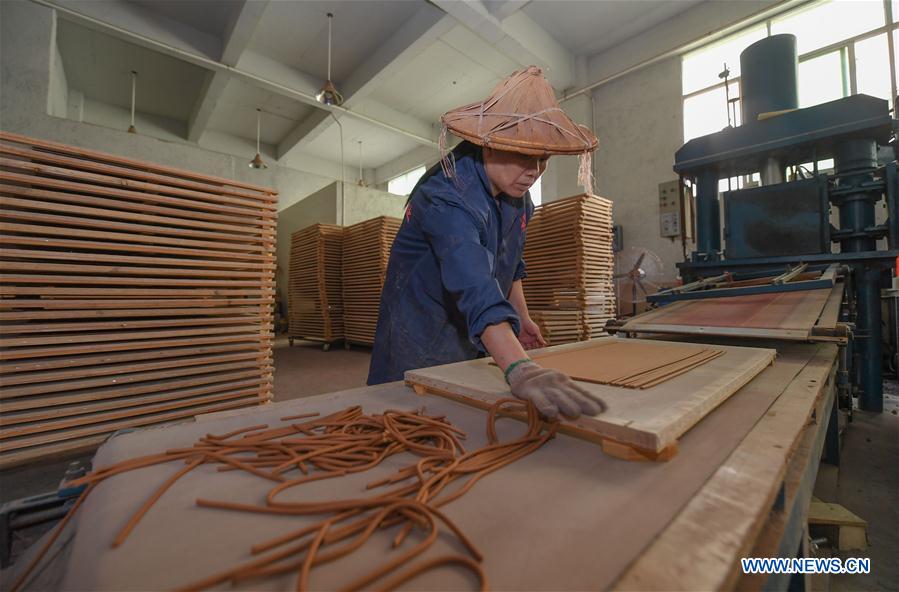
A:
[
  {"left": 771, "top": 0, "right": 884, "bottom": 54},
  {"left": 529, "top": 176, "right": 542, "bottom": 206},
  {"left": 387, "top": 166, "right": 426, "bottom": 196},
  {"left": 856, "top": 33, "right": 892, "bottom": 100},
  {"left": 683, "top": 82, "right": 741, "bottom": 142},
  {"left": 683, "top": 0, "right": 897, "bottom": 144},
  {"left": 798, "top": 51, "right": 846, "bottom": 107},
  {"left": 682, "top": 26, "right": 767, "bottom": 95}
]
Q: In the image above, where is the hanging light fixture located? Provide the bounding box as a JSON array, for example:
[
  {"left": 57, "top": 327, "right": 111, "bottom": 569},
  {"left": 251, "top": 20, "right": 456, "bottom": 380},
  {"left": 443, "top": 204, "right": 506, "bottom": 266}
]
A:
[
  {"left": 127, "top": 70, "right": 138, "bottom": 134},
  {"left": 315, "top": 13, "right": 344, "bottom": 106},
  {"left": 249, "top": 108, "right": 268, "bottom": 169},
  {"left": 357, "top": 140, "right": 366, "bottom": 187}
]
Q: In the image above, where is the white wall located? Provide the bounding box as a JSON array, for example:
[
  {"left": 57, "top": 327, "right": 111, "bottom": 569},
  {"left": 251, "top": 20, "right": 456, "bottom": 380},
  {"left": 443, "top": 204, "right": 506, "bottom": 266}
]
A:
[
  {"left": 541, "top": 94, "right": 593, "bottom": 203},
  {"left": 48, "top": 29, "right": 68, "bottom": 119},
  {"left": 591, "top": 57, "right": 689, "bottom": 281},
  {"left": 275, "top": 183, "right": 340, "bottom": 301},
  {"left": 0, "top": 1, "right": 353, "bottom": 213},
  {"left": 274, "top": 181, "right": 407, "bottom": 300}
]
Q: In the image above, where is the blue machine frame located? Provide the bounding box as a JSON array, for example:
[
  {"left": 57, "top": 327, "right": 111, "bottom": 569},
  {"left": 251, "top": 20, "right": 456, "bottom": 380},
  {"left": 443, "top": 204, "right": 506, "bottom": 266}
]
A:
[{"left": 669, "top": 35, "right": 899, "bottom": 413}]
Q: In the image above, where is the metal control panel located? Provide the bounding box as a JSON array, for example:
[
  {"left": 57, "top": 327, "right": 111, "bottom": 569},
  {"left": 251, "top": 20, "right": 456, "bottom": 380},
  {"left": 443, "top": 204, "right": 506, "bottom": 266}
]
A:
[{"left": 659, "top": 180, "right": 691, "bottom": 239}]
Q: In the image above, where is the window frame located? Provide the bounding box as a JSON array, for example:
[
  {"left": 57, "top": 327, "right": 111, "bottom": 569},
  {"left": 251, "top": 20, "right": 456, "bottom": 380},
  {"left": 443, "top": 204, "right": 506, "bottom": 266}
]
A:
[{"left": 682, "top": 0, "right": 898, "bottom": 144}]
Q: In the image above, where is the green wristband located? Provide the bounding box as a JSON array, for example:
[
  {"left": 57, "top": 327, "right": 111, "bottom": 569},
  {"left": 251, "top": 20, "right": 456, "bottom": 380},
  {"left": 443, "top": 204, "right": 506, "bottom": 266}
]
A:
[{"left": 504, "top": 358, "right": 533, "bottom": 385}]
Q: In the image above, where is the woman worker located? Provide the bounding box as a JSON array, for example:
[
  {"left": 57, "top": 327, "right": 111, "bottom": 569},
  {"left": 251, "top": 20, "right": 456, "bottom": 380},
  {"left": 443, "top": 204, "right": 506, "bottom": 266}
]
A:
[{"left": 368, "top": 66, "right": 605, "bottom": 421}]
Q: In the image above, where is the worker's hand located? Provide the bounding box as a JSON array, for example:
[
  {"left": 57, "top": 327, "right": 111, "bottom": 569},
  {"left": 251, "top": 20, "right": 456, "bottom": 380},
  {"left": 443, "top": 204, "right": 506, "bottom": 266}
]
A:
[
  {"left": 506, "top": 361, "right": 606, "bottom": 420},
  {"left": 518, "top": 317, "right": 547, "bottom": 350}
]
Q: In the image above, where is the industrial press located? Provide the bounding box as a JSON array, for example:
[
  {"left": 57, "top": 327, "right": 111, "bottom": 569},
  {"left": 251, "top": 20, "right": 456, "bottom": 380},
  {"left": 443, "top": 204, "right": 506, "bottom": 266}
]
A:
[{"left": 650, "top": 34, "right": 898, "bottom": 414}]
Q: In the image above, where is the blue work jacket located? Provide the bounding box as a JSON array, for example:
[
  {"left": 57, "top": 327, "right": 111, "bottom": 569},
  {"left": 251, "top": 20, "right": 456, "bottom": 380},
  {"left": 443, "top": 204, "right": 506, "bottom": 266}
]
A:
[{"left": 367, "top": 142, "right": 533, "bottom": 385}]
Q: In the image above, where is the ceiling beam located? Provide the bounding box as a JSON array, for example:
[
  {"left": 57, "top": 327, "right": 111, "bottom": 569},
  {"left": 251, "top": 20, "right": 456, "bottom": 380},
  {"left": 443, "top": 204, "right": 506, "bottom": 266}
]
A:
[
  {"left": 38, "top": 0, "right": 438, "bottom": 150},
  {"left": 431, "top": 0, "right": 574, "bottom": 90},
  {"left": 484, "top": 0, "right": 531, "bottom": 21},
  {"left": 277, "top": 5, "right": 452, "bottom": 161},
  {"left": 48, "top": 0, "right": 222, "bottom": 60},
  {"left": 187, "top": 0, "right": 269, "bottom": 142}
]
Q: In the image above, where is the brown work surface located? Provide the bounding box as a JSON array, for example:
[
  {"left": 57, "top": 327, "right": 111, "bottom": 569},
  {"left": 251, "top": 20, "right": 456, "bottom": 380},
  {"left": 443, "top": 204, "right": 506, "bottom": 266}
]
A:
[
  {"left": 407, "top": 337, "right": 775, "bottom": 452},
  {"left": 531, "top": 340, "right": 723, "bottom": 389},
  {"left": 621, "top": 287, "right": 833, "bottom": 340},
  {"left": 7, "top": 341, "right": 836, "bottom": 591}
]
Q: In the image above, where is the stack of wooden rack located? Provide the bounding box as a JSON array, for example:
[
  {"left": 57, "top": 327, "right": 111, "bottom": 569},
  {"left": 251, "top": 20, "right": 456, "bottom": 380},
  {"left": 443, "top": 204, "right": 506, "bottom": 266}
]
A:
[
  {"left": 523, "top": 193, "right": 615, "bottom": 345},
  {"left": 288, "top": 223, "right": 344, "bottom": 345},
  {"left": 0, "top": 131, "right": 276, "bottom": 468},
  {"left": 341, "top": 216, "right": 401, "bottom": 345}
]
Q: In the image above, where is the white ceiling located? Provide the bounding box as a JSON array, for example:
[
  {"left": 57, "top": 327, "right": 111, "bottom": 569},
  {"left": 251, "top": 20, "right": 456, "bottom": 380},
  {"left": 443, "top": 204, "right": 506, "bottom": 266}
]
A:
[
  {"left": 131, "top": 0, "right": 241, "bottom": 39},
  {"left": 51, "top": 0, "right": 707, "bottom": 175},
  {"left": 247, "top": 0, "right": 419, "bottom": 82},
  {"left": 522, "top": 0, "right": 707, "bottom": 56},
  {"left": 293, "top": 115, "right": 422, "bottom": 171},
  {"left": 206, "top": 77, "right": 317, "bottom": 146},
  {"left": 57, "top": 19, "right": 207, "bottom": 121}
]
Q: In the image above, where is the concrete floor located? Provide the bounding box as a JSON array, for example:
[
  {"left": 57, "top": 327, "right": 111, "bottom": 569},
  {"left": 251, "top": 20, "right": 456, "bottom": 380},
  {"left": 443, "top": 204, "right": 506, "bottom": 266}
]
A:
[
  {"left": 272, "top": 337, "right": 372, "bottom": 402},
  {"left": 1, "top": 343, "right": 896, "bottom": 588},
  {"left": 812, "top": 384, "right": 899, "bottom": 592}
]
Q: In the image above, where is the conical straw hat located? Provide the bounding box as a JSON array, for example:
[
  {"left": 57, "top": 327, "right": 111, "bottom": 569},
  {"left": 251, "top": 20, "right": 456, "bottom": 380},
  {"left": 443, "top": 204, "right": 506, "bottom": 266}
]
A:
[{"left": 441, "top": 65, "right": 597, "bottom": 157}]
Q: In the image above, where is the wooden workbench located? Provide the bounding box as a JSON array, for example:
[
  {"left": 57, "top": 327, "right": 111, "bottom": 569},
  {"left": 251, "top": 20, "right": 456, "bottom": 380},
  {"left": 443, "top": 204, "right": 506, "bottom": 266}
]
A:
[{"left": 6, "top": 340, "right": 837, "bottom": 591}]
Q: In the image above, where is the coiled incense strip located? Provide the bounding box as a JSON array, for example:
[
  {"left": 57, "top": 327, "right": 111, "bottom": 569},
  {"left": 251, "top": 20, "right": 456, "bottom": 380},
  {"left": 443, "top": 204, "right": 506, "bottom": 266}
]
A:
[{"left": 11, "top": 399, "right": 552, "bottom": 592}]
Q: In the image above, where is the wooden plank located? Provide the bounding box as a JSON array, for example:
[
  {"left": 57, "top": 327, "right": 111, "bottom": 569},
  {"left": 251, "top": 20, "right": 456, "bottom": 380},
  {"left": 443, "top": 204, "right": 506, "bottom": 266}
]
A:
[
  {"left": 1, "top": 388, "right": 264, "bottom": 439},
  {"left": 0, "top": 232, "right": 274, "bottom": 265},
  {"left": 0, "top": 152, "right": 278, "bottom": 216},
  {"left": 1, "top": 379, "right": 265, "bottom": 426},
  {"left": 0, "top": 131, "right": 279, "bottom": 198},
  {"left": 0, "top": 191, "right": 268, "bottom": 238},
  {"left": 0, "top": 298, "right": 270, "bottom": 310},
  {"left": 530, "top": 340, "right": 723, "bottom": 389},
  {"left": 613, "top": 344, "right": 838, "bottom": 590},
  {"left": 523, "top": 193, "right": 614, "bottom": 344},
  {"left": 406, "top": 337, "right": 776, "bottom": 452},
  {"left": 0, "top": 334, "right": 271, "bottom": 362},
  {"left": 1, "top": 249, "right": 272, "bottom": 273},
  {"left": 0, "top": 368, "right": 268, "bottom": 412},
  {"left": 0, "top": 132, "right": 276, "bottom": 466},
  {"left": 0, "top": 221, "right": 270, "bottom": 258},
  {"left": 341, "top": 217, "right": 400, "bottom": 345},
  {"left": 0, "top": 342, "right": 266, "bottom": 375},
  {"left": 0, "top": 395, "right": 266, "bottom": 453},
  {"left": 621, "top": 287, "right": 836, "bottom": 340},
  {"left": 0, "top": 350, "right": 264, "bottom": 387},
  {"left": 0, "top": 201, "right": 270, "bottom": 247},
  {"left": 0, "top": 359, "right": 267, "bottom": 398}
]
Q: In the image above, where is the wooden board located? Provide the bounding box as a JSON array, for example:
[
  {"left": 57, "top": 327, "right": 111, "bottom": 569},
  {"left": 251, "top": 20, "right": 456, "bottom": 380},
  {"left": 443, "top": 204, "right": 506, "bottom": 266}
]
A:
[
  {"left": 405, "top": 337, "right": 776, "bottom": 453},
  {"left": 621, "top": 286, "right": 836, "bottom": 340},
  {"left": 288, "top": 223, "right": 344, "bottom": 343},
  {"left": 341, "top": 216, "right": 400, "bottom": 346},
  {"left": 614, "top": 343, "right": 838, "bottom": 590},
  {"left": 0, "top": 131, "right": 275, "bottom": 468},
  {"left": 19, "top": 343, "right": 835, "bottom": 592},
  {"left": 530, "top": 340, "right": 724, "bottom": 389},
  {"left": 523, "top": 193, "right": 615, "bottom": 344}
]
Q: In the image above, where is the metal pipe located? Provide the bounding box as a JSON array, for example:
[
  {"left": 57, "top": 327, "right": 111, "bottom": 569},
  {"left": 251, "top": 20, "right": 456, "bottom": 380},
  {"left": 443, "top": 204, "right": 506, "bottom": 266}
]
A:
[
  {"left": 835, "top": 139, "right": 878, "bottom": 253},
  {"left": 30, "top": 0, "right": 438, "bottom": 148},
  {"left": 694, "top": 170, "right": 721, "bottom": 260},
  {"left": 834, "top": 138, "right": 883, "bottom": 412},
  {"left": 330, "top": 113, "right": 345, "bottom": 225},
  {"left": 856, "top": 266, "right": 884, "bottom": 412}
]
